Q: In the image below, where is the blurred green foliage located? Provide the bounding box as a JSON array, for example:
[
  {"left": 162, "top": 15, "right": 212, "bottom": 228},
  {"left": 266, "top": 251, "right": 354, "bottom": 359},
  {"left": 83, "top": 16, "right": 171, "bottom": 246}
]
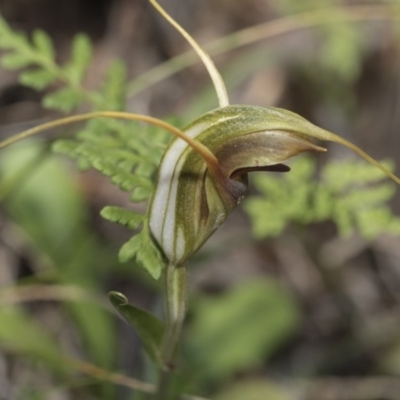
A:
[
  {"left": 244, "top": 157, "right": 400, "bottom": 240},
  {"left": 186, "top": 279, "right": 299, "bottom": 382},
  {"left": 0, "top": 141, "right": 117, "bottom": 397},
  {"left": 0, "top": 16, "right": 172, "bottom": 279},
  {"left": 213, "top": 379, "right": 291, "bottom": 400}
]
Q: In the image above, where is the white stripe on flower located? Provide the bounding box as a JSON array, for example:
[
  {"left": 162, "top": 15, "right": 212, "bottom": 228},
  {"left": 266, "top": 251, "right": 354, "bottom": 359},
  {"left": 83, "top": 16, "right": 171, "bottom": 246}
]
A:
[{"left": 149, "top": 121, "right": 207, "bottom": 263}]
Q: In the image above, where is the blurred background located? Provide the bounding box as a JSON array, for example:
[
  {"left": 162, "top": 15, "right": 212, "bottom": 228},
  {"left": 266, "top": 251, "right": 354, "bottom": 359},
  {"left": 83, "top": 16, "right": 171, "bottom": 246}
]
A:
[{"left": 1, "top": 0, "right": 400, "bottom": 399}]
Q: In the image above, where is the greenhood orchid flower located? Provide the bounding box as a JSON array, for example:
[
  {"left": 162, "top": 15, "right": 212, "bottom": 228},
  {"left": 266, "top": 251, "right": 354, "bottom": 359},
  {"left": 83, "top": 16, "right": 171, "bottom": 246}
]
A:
[
  {"left": 149, "top": 104, "right": 326, "bottom": 265},
  {"left": 147, "top": 101, "right": 400, "bottom": 267}
]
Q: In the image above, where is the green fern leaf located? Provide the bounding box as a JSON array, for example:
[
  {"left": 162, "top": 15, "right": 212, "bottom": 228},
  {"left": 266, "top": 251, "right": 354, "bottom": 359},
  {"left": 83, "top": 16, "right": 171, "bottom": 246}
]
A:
[
  {"left": 356, "top": 207, "right": 400, "bottom": 240},
  {"left": 42, "top": 87, "right": 82, "bottom": 112},
  {"left": 119, "top": 225, "right": 167, "bottom": 280},
  {"left": 0, "top": 16, "right": 11, "bottom": 35},
  {"left": 0, "top": 52, "right": 32, "bottom": 69},
  {"left": 51, "top": 139, "right": 83, "bottom": 158},
  {"left": 119, "top": 233, "right": 142, "bottom": 263},
  {"left": 100, "top": 206, "right": 144, "bottom": 230},
  {"left": 244, "top": 157, "right": 400, "bottom": 241},
  {"left": 101, "top": 60, "right": 127, "bottom": 111},
  {"left": 339, "top": 184, "right": 395, "bottom": 210},
  {"left": 53, "top": 139, "right": 154, "bottom": 197},
  {"left": 19, "top": 69, "right": 56, "bottom": 90},
  {"left": 131, "top": 186, "right": 152, "bottom": 202},
  {"left": 32, "top": 29, "right": 55, "bottom": 59},
  {"left": 0, "top": 17, "right": 22, "bottom": 47},
  {"left": 324, "top": 159, "right": 395, "bottom": 191},
  {"left": 64, "top": 34, "right": 92, "bottom": 85},
  {"left": 321, "top": 22, "right": 362, "bottom": 83},
  {"left": 90, "top": 159, "right": 151, "bottom": 191},
  {"left": 245, "top": 197, "right": 289, "bottom": 239}
]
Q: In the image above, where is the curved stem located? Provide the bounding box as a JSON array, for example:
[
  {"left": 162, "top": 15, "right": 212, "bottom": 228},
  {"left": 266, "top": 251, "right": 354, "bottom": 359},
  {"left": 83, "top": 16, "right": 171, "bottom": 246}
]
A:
[
  {"left": 0, "top": 111, "right": 222, "bottom": 179},
  {"left": 149, "top": 0, "right": 229, "bottom": 107}
]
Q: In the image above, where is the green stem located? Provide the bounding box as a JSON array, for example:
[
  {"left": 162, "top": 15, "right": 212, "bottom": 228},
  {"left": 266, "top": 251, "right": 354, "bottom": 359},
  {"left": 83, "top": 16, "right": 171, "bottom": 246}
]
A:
[{"left": 155, "top": 264, "right": 189, "bottom": 400}]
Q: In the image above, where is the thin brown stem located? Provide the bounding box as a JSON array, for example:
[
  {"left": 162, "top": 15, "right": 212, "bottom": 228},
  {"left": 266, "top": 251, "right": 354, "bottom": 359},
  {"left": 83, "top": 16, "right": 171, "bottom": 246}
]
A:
[{"left": 0, "top": 111, "right": 223, "bottom": 180}]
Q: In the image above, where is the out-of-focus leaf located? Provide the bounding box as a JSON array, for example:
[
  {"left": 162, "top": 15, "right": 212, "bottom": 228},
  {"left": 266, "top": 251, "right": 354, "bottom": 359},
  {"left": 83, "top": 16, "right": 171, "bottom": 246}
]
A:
[
  {"left": 0, "top": 141, "right": 116, "bottom": 378},
  {"left": 19, "top": 69, "right": 56, "bottom": 90},
  {"left": 0, "top": 52, "right": 32, "bottom": 69},
  {"left": 0, "top": 307, "right": 66, "bottom": 372},
  {"left": 100, "top": 59, "right": 127, "bottom": 111},
  {"left": 0, "top": 141, "right": 85, "bottom": 260},
  {"left": 186, "top": 278, "right": 299, "bottom": 380},
  {"left": 245, "top": 157, "right": 400, "bottom": 240},
  {"left": 42, "top": 87, "right": 82, "bottom": 112},
  {"left": 214, "top": 379, "right": 291, "bottom": 400},
  {"left": 100, "top": 206, "right": 144, "bottom": 230},
  {"left": 63, "top": 34, "right": 92, "bottom": 84},
  {"left": 109, "top": 292, "right": 165, "bottom": 367},
  {"left": 32, "top": 29, "right": 55, "bottom": 59}
]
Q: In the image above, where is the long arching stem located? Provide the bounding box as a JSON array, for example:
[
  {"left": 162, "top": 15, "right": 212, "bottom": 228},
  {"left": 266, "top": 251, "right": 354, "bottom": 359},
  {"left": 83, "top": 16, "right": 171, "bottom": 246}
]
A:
[
  {"left": 149, "top": 0, "right": 229, "bottom": 108},
  {"left": 0, "top": 111, "right": 223, "bottom": 179}
]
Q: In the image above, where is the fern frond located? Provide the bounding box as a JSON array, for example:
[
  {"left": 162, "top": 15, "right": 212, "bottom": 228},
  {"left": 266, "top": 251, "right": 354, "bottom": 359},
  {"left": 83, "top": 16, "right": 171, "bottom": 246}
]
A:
[
  {"left": 52, "top": 116, "right": 172, "bottom": 201},
  {"left": 244, "top": 157, "right": 400, "bottom": 240},
  {"left": 63, "top": 34, "right": 93, "bottom": 86},
  {"left": 0, "top": 16, "right": 97, "bottom": 110},
  {"left": 119, "top": 223, "right": 167, "bottom": 280},
  {"left": 0, "top": 16, "right": 176, "bottom": 277},
  {"left": 100, "top": 206, "right": 144, "bottom": 230},
  {"left": 100, "top": 60, "right": 127, "bottom": 111}
]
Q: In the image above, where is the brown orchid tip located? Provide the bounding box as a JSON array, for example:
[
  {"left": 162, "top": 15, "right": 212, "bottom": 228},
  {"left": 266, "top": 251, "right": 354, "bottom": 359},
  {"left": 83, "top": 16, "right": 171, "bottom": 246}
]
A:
[
  {"left": 231, "top": 163, "right": 291, "bottom": 178},
  {"left": 215, "top": 130, "right": 327, "bottom": 180}
]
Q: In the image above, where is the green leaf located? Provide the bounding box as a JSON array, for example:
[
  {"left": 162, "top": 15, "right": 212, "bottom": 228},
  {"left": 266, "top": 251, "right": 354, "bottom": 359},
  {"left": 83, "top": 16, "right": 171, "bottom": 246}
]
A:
[
  {"left": 64, "top": 34, "right": 92, "bottom": 84},
  {"left": 356, "top": 207, "right": 400, "bottom": 239},
  {"left": 186, "top": 278, "right": 299, "bottom": 380},
  {"left": 0, "top": 306, "right": 66, "bottom": 372},
  {"left": 19, "top": 69, "right": 56, "bottom": 90},
  {"left": 90, "top": 159, "right": 150, "bottom": 191},
  {"left": 101, "top": 60, "right": 127, "bottom": 110},
  {"left": 0, "top": 52, "right": 32, "bottom": 69},
  {"left": 131, "top": 186, "right": 152, "bottom": 202},
  {"left": 0, "top": 16, "right": 12, "bottom": 38},
  {"left": 245, "top": 157, "right": 400, "bottom": 241},
  {"left": 0, "top": 140, "right": 86, "bottom": 260},
  {"left": 0, "top": 29, "right": 15, "bottom": 47},
  {"left": 319, "top": 15, "right": 362, "bottom": 83},
  {"left": 53, "top": 131, "right": 155, "bottom": 198},
  {"left": 100, "top": 206, "right": 144, "bottom": 230},
  {"left": 214, "top": 379, "right": 291, "bottom": 400},
  {"left": 323, "top": 158, "right": 395, "bottom": 191},
  {"left": 119, "top": 233, "right": 142, "bottom": 262},
  {"left": 109, "top": 291, "right": 165, "bottom": 367},
  {"left": 42, "top": 87, "right": 82, "bottom": 112},
  {"left": 0, "top": 141, "right": 117, "bottom": 384},
  {"left": 119, "top": 226, "right": 167, "bottom": 280},
  {"left": 244, "top": 157, "right": 317, "bottom": 239},
  {"left": 32, "top": 29, "right": 55, "bottom": 59}
]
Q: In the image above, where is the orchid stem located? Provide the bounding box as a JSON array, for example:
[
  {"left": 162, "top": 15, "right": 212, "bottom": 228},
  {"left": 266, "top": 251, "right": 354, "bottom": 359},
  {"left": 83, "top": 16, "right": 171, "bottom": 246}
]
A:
[{"left": 155, "top": 264, "right": 188, "bottom": 400}]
